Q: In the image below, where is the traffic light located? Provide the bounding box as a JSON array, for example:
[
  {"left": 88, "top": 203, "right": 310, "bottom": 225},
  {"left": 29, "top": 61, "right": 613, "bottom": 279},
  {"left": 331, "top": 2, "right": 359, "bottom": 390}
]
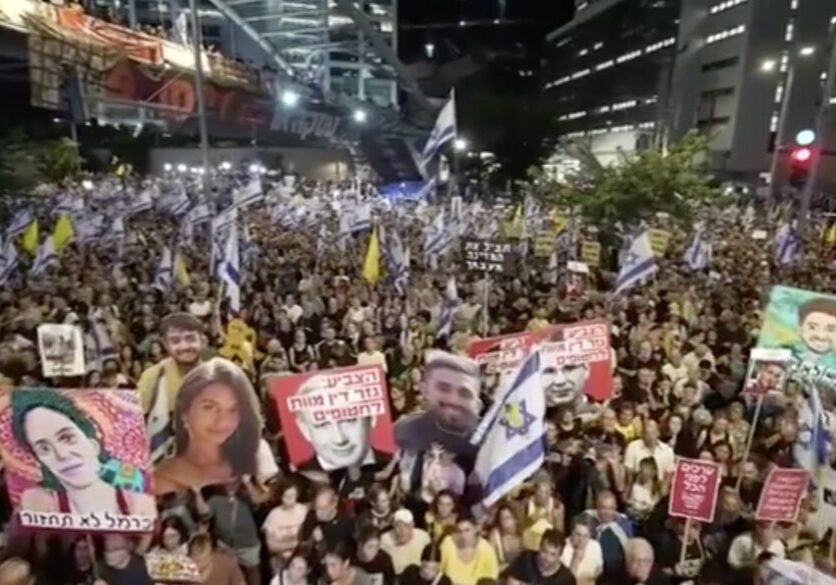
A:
[{"left": 789, "top": 147, "right": 813, "bottom": 187}]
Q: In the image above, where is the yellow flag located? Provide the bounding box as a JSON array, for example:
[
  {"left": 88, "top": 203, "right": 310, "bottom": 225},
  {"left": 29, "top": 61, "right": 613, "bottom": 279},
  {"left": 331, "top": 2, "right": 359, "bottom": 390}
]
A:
[
  {"left": 53, "top": 214, "right": 74, "bottom": 253},
  {"left": 362, "top": 227, "right": 381, "bottom": 284},
  {"left": 825, "top": 222, "right": 836, "bottom": 246},
  {"left": 21, "top": 220, "right": 39, "bottom": 255},
  {"left": 174, "top": 252, "right": 191, "bottom": 287}
]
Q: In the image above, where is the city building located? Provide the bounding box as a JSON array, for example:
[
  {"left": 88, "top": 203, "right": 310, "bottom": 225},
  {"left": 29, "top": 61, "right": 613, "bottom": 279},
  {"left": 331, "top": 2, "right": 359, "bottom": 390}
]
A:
[
  {"left": 668, "top": 0, "right": 836, "bottom": 185},
  {"left": 541, "top": 0, "right": 681, "bottom": 166}
]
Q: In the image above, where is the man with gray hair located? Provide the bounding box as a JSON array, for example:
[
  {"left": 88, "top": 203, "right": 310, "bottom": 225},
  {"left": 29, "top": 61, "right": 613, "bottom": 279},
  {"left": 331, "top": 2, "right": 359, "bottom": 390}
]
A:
[{"left": 597, "top": 537, "right": 670, "bottom": 585}]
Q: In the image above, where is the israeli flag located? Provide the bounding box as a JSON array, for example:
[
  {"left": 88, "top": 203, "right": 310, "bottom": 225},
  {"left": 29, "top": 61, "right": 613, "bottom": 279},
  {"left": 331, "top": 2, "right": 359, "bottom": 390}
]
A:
[
  {"left": 54, "top": 194, "right": 84, "bottom": 217},
  {"left": 76, "top": 214, "right": 104, "bottom": 244},
  {"left": 0, "top": 240, "right": 19, "bottom": 285},
  {"left": 384, "top": 228, "right": 410, "bottom": 296},
  {"left": 795, "top": 386, "right": 834, "bottom": 475},
  {"left": 127, "top": 190, "right": 154, "bottom": 216},
  {"left": 30, "top": 236, "right": 57, "bottom": 277},
  {"left": 337, "top": 212, "right": 352, "bottom": 252},
  {"left": 6, "top": 208, "right": 33, "bottom": 237},
  {"left": 234, "top": 178, "right": 264, "bottom": 208},
  {"left": 436, "top": 276, "right": 458, "bottom": 339},
  {"left": 421, "top": 90, "right": 457, "bottom": 169},
  {"left": 153, "top": 247, "right": 173, "bottom": 291},
  {"left": 220, "top": 223, "right": 241, "bottom": 312},
  {"left": 211, "top": 206, "right": 238, "bottom": 275},
  {"left": 188, "top": 203, "right": 213, "bottom": 225},
  {"left": 351, "top": 203, "right": 373, "bottom": 233},
  {"left": 614, "top": 231, "right": 657, "bottom": 295},
  {"left": 683, "top": 229, "right": 712, "bottom": 271},
  {"left": 424, "top": 211, "right": 455, "bottom": 259},
  {"left": 472, "top": 348, "right": 545, "bottom": 507},
  {"left": 775, "top": 223, "right": 802, "bottom": 265}
]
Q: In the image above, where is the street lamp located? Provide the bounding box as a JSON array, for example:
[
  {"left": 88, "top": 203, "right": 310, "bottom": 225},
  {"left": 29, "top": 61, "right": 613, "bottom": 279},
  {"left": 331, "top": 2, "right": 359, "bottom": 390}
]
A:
[
  {"left": 454, "top": 138, "right": 468, "bottom": 152},
  {"left": 760, "top": 59, "right": 777, "bottom": 73},
  {"left": 281, "top": 89, "right": 300, "bottom": 107},
  {"left": 799, "top": 46, "right": 815, "bottom": 56},
  {"left": 163, "top": 163, "right": 173, "bottom": 172},
  {"left": 353, "top": 109, "right": 368, "bottom": 123},
  {"left": 176, "top": 163, "right": 187, "bottom": 173},
  {"left": 219, "top": 161, "right": 232, "bottom": 171},
  {"left": 425, "top": 43, "right": 435, "bottom": 58}
]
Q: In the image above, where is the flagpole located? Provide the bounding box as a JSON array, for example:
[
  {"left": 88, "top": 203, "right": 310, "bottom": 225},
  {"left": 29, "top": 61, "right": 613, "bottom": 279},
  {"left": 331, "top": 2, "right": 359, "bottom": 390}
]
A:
[
  {"left": 189, "top": 0, "right": 211, "bottom": 191},
  {"left": 482, "top": 273, "right": 490, "bottom": 336},
  {"left": 735, "top": 394, "right": 765, "bottom": 492}
]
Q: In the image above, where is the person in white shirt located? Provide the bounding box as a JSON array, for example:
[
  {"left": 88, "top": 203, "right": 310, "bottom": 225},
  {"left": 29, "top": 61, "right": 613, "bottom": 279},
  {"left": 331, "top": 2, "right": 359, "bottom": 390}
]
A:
[
  {"left": 661, "top": 349, "right": 689, "bottom": 384},
  {"left": 381, "top": 509, "right": 431, "bottom": 575},
  {"left": 282, "top": 294, "right": 304, "bottom": 324},
  {"left": 682, "top": 344, "right": 715, "bottom": 377},
  {"left": 357, "top": 336, "right": 388, "bottom": 372},
  {"left": 561, "top": 519, "right": 603, "bottom": 585},
  {"left": 624, "top": 420, "right": 675, "bottom": 482},
  {"left": 727, "top": 522, "right": 786, "bottom": 569}
]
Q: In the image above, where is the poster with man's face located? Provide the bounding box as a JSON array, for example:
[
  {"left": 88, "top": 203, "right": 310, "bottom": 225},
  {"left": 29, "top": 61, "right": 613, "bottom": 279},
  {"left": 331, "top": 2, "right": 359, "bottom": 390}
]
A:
[
  {"left": 269, "top": 365, "right": 395, "bottom": 471},
  {"left": 757, "top": 285, "right": 836, "bottom": 389},
  {"left": 538, "top": 320, "right": 614, "bottom": 405},
  {"left": 744, "top": 348, "right": 792, "bottom": 395},
  {"left": 469, "top": 332, "right": 535, "bottom": 399},
  {"left": 0, "top": 387, "right": 157, "bottom": 532},
  {"left": 37, "top": 324, "right": 86, "bottom": 377}
]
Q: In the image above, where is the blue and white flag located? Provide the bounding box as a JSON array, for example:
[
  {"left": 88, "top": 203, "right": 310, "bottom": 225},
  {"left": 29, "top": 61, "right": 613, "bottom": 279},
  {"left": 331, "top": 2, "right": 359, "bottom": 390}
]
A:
[
  {"left": 351, "top": 202, "right": 373, "bottom": 233},
  {"left": 219, "top": 222, "right": 241, "bottom": 312},
  {"left": 153, "top": 247, "right": 173, "bottom": 292},
  {"left": 234, "top": 178, "right": 264, "bottom": 208},
  {"left": 436, "top": 276, "right": 458, "bottom": 339},
  {"left": 188, "top": 203, "right": 213, "bottom": 225},
  {"left": 211, "top": 206, "right": 238, "bottom": 275},
  {"left": 383, "top": 228, "right": 410, "bottom": 296},
  {"left": 126, "top": 190, "right": 153, "bottom": 216},
  {"left": 683, "top": 229, "right": 712, "bottom": 271},
  {"left": 471, "top": 348, "right": 545, "bottom": 507},
  {"left": 795, "top": 386, "right": 834, "bottom": 475},
  {"left": 775, "top": 223, "right": 802, "bottom": 265},
  {"left": 76, "top": 214, "right": 104, "bottom": 244},
  {"left": 30, "top": 236, "right": 57, "bottom": 277},
  {"left": 421, "top": 91, "right": 456, "bottom": 169},
  {"left": 54, "top": 194, "right": 84, "bottom": 217},
  {"left": 6, "top": 208, "right": 33, "bottom": 238},
  {"left": 316, "top": 224, "right": 329, "bottom": 255},
  {"left": 0, "top": 239, "right": 19, "bottom": 285},
  {"left": 614, "top": 231, "right": 657, "bottom": 295},
  {"left": 424, "top": 211, "right": 456, "bottom": 261}
]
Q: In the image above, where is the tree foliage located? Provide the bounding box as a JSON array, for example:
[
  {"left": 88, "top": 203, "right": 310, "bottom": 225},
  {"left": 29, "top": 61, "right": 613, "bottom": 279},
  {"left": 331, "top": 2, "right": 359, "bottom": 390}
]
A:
[
  {"left": 528, "top": 131, "right": 725, "bottom": 233},
  {"left": 0, "top": 130, "right": 82, "bottom": 194}
]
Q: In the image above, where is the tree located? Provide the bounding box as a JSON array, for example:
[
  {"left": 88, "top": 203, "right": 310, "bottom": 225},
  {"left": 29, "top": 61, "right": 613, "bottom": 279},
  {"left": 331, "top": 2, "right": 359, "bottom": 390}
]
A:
[
  {"left": 529, "top": 131, "right": 725, "bottom": 236},
  {"left": 0, "top": 130, "right": 83, "bottom": 194},
  {"left": 462, "top": 93, "right": 564, "bottom": 187},
  {"left": 37, "top": 137, "right": 83, "bottom": 183}
]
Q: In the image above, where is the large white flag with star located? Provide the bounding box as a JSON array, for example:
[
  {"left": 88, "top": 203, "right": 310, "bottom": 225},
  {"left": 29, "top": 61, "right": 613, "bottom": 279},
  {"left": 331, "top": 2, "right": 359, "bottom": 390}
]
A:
[
  {"left": 471, "top": 347, "right": 545, "bottom": 507},
  {"left": 614, "top": 230, "right": 657, "bottom": 295}
]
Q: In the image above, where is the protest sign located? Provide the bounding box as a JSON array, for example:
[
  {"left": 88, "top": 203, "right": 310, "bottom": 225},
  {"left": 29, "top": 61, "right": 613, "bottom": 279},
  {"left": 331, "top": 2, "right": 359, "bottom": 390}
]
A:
[
  {"left": 566, "top": 261, "right": 589, "bottom": 297},
  {"left": 463, "top": 239, "right": 514, "bottom": 273},
  {"left": 647, "top": 228, "right": 672, "bottom": 256},
  {"left": 534, "top": 229, "right": 558, "bottom": 258},
  {"left": 752, "top": 229, "right": 768, "bottom": 240},
  {"left": 146, "top": 552, "right": 200, "bottom": 583},
  {"left": 757, "top": 285, "right": 836, "bottom": 389},
  {"left": 669, "top": 458, "right": 722, "bottom": 522},
  {"left": 394, "top": 351, "right": 481, "bottom": 456},
  {"left": 153, "top": 357, "right": 263, "bottom": 495},
  {"left": 469, "top": 332, "right": 536, "bottom": 398},
  {"left": 762, "top": 558, "right": 836, "bottom": 585},
  {"left": 756, "top": 468, "right": 809, "bottom": 523},
  {"left": 36, "top": 324, "right": 85, "bottom": 377},
  {"left": 743, "top": 348, "right": 792, "bottom": 395},
  {"left": 580, "top": 241, "right": 601, "bottom": 267},
  {"left": 538, "top": 320, "right": 614, "bottom": 403},
  {"left": 0, "top": 387, "right": 157, "bottom": 532},
  {"left": 270, "top": 364, "right": 395, "bottom": 470}
]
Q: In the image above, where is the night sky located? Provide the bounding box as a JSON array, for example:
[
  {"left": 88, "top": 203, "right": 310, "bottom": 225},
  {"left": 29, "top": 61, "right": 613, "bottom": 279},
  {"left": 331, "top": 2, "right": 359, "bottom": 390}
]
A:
[{"left": 398, "top": 0, "right": 574, "bottom": 61}]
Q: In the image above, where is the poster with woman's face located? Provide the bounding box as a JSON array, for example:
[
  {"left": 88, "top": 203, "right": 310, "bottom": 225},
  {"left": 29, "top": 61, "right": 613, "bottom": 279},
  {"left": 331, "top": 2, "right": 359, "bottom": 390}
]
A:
[
  {"left": 153, "top": 357, "right": 263, "bottom": 495},
  {"left": 0, "top": 387, "right": 157, "bottom": 532}
]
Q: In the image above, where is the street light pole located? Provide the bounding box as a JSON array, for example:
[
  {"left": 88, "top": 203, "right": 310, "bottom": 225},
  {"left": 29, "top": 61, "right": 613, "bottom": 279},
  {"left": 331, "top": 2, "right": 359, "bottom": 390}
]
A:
[
  {"left": 768, "top": 65, "right": 795, "bottom": 201},
  {"left": 799, "top": 37, "right": 836, "bottom": 234},
  {"left": 189, "top": 0, "right": 211, "bottom": 189}
]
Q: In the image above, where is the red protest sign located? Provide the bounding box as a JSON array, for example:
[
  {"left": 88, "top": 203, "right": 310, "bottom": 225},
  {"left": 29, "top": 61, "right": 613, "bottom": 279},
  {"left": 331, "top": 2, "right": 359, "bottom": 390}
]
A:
[
  {"left": 756, "top": 468, "right": 809, "bottom": 523},
  {"left": 668, "top": 458, "right": 722, "bottom": 523}
]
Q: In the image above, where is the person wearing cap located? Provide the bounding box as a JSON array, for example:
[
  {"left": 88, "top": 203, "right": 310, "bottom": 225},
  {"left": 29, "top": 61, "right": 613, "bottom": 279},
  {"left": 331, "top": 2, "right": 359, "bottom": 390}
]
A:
[
  {"left": 137, "top": 312, "right": 206, "bottom": 463},
  {"left": 381, "top": 509, "right": 431, "bottom": 576}
]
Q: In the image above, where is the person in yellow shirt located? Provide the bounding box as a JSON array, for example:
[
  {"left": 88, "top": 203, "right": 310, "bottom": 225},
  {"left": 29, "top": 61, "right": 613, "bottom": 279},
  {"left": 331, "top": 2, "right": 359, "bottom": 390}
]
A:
[
  {"left": 136, "top": 312, "right": 205, "bottom": 463},
  {"left": 526, "top": 308, "right": 551, "bottom": 332},
  {"left": 440, "top": 515, "right": 499, "bottom": 585}
]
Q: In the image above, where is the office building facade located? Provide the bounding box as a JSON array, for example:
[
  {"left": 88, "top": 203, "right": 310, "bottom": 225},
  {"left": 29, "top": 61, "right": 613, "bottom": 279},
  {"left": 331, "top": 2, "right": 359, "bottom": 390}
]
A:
[
  {"left": 669, "top": 0, "right": 836, "bottom": 184},
  {"left": 542, "top": 0, "right": 681, "bottom": 166}
]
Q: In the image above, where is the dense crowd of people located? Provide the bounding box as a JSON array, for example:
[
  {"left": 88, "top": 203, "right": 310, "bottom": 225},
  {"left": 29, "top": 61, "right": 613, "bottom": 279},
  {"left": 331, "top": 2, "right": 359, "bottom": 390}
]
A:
[{"left": 0, "top": 170, "right": 835, "bottom": 585}]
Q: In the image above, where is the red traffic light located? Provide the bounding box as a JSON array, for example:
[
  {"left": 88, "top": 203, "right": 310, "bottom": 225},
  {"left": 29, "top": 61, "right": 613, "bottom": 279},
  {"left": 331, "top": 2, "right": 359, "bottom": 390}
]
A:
[{"left": 791, "top": 147, "right": 812, "bottom": 163}]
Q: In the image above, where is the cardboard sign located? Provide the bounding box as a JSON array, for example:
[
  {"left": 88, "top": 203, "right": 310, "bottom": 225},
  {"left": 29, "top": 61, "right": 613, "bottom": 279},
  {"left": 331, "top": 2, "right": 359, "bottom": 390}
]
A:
[
  {"left": 463, "top": 239, "right": 514, "bottom": 273},
  {"left": 0, "top": 387, "right": 157, "bottom": 532},
  {"left": 37, "top": 324, "right": 86, "bottom": 377},
  {"left": 647, "top": 228, "right": 672, "bottom": 256},
  {"left": 146, "top": 552, "right": 200, "bottom": 583},
  {"left": 669, "top": 458, "right": 722, "bottom": 522},
  {"left": 469, "top": 332, "right": 536, "bottom": 398},
  {"left": 538, "top": 320, "right": 614, "bottom": 403},
  {"left": 580, "top": 241, "right": 601, "bottom": 267},
  {"left": 756, "top": 468, "right": 809, "bottom": 523},
  {"left": 743, "top": 348, "right": 792, "bottom": 395},
  {"left": 269, "top": 364, "right": 395, "bottom": 471},
  {"left": 534, "top": 230, "right": 558, "bottom": 258}
]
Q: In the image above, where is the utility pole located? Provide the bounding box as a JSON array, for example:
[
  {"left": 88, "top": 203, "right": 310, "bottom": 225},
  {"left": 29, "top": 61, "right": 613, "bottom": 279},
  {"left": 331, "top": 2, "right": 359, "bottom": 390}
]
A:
[{"left": 799, "top": 34, "right": 836, "bottom": 234}]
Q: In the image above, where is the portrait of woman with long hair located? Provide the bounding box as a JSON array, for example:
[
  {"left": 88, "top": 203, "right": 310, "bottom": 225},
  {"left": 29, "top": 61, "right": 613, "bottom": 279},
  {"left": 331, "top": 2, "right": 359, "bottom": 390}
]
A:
[
  {"left": 153, "top": 357, "right": 262, "bottom": 494},
  {"left": 10, "top": 389, "right": 156, "bottom": 517}
]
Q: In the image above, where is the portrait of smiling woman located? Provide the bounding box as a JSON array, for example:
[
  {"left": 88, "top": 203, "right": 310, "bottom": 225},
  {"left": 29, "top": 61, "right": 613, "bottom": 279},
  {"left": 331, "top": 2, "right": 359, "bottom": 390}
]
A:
[
  {"left": 153, "top": 357, "right": 262, "bottom": 495},
  {"left": 10, "top": 389, "right": 156, "bottom": 517}
]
